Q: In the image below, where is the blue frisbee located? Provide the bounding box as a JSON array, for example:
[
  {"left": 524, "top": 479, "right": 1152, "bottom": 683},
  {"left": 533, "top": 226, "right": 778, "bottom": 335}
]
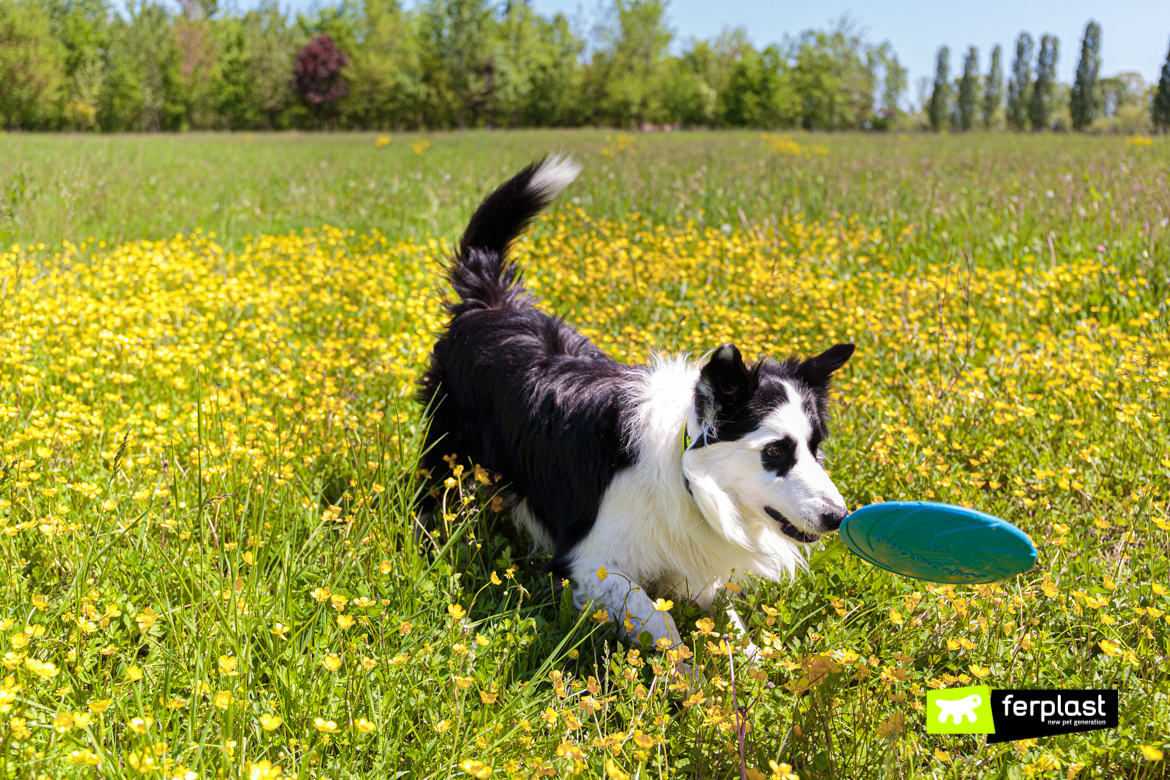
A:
[{"left": 838, "top": 501, "right": 1037, "bottom": 584}]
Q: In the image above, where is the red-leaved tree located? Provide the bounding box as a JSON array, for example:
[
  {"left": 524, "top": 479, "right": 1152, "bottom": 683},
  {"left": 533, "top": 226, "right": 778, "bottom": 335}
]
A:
[{"left": 291, "top": 34, "right": 349, "bottom": 127}]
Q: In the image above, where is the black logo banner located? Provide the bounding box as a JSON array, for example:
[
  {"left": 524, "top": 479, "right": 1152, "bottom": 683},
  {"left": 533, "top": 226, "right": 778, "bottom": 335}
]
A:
[{"left": 986, "top": 689, "right": 1118, "bottom": 744}]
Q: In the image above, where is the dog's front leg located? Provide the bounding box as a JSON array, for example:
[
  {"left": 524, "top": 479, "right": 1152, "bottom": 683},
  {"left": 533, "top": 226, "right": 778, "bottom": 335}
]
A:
[
  {"left": 574, "top": 570, "right": 683, "bottom": 650},
  {"left": 725, "top": 606, "right": 761, "bottom": 664}
]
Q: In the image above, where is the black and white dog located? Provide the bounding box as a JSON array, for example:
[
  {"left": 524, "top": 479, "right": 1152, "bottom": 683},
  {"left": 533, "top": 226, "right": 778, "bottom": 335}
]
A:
[{"left": 419, "top": 155, "right": 854, "bottom": 649}]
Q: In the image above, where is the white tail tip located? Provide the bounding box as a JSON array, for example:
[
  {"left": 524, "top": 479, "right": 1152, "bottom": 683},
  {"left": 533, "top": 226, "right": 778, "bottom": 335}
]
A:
[{"left": 528, "top": 153, "right": 581, "bottom": 200}]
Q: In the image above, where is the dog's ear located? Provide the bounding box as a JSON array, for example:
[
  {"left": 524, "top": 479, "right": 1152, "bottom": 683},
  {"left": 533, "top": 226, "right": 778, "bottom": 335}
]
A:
[
  {"left": 696, "top": 343, "right": 755, "bottom": 428},
  {"left": 796, "top": 343, "right": 855, "bottom": 388}
]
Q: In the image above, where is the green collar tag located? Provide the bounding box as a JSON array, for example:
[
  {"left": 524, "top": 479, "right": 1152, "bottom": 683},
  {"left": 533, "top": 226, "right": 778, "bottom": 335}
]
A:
[{"left": 682, "top": 424, "right": 693, "bottom": 453}]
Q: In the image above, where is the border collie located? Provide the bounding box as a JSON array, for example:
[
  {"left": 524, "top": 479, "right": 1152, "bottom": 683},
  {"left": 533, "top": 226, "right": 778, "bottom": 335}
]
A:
[{"left": 419, "top": 155, "right": 854, "bottom": 650}]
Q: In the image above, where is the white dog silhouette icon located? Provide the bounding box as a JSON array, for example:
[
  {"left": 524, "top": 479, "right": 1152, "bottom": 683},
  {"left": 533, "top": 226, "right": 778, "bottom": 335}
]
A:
[{"left": 936, "top": 694, "right": 982, "bottom": 724}]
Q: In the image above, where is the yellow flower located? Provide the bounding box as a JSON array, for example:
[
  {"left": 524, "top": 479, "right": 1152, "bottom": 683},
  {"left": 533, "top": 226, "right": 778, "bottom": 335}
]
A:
[
  {"left": 447, "top": 604, "right": 466, "bottom": 620},
  {"left": 934, "top": 748, "right": 951, "bottom": 762},
  {"left": 398, "top": 621, "right": 414, "bottom": 635},
  {"left": 379, "top": 561, "right": 393, "bottom": 574},
  {"left": 330, "top": 594, "right": 348, "bottom": 611},
  {"left": 127, "top": 716, "right": 153, "bottom": 733},
  {"left": 136, "top": 607, "right": 158, "bottom": 632},
  {"left": 889, "top": 609, "right": 904, "bottom": 626},
  {"left": 218, "top": 655, "right": 239, "bottom": 675},
  {"left": 454, "top": 675, "right": 475, "bottom": 688},
  {"left": 352, "top": 597, "right": 376, "bottom": 608},
  {"left": 725, "top": 581, "right": 742, "bottom": 593},
  {"left": 73, "top": 712, "right": 92, "bottom": 728},
  {"left": 310, "top": 587, "right": 331, "bottom": 602},
  {"left": 1098, "top": 639, "right": 1120, "bottom": 656},
  {"left": 355, "top": 718, "right": 376, "bottom": 734},
  {"left": 337, "top": 614, "right": 355, "bottom": 629},
  {"left": 213, "top": 690, "right": 233, "bottom": 710},
  {"left": 259, "top": 713, "right": 282, "bottom": 731},
  {"left": 458, "top": 760, "right": 493, "bottom": 779},
  {"left": 313, "top": 717, "right": 340, "bottom": 733},
  {"left": 88, "top": 699, "right": 113, "bottom": 713},
  {"left": 362, "top": 656, "right": 379, "bottom": 670},
  {"left": 652, "top": 598, "right": 674, "bottom": 612},
  {"left": 694, "top": 617, "right": 716, "bottom": 636},
  {"left": 249, "top": 760, "right": 282, "bottom": 780},
  {"left": 125, "top": 664, "right": 144, "bottom": 681},
  {"left": 322, "top": 654, "right": 343, "bottom": 671},
  {"left": 374, "top": 135, "right": 392, "bottom": 148},
  {"left": 435, "top": 719, "right": 453, "bottom": 733},
  {"left": 69, "top": 748, "right": 102, "bottom": 766},
  {"left": 53, "top": 711, "right": 75, "bottom": 732},
  {"left": 270, "top": 622, "right": 291, "bottom": 640},
  {"left": 1140, "top": 745, "right": 1163, "bottom": 761},
  {"left": 479, "top": 689, "right": 498, "bottom": 704},
  {"left": 596, "top": 566, "right": 608, "bottom": 581},
  {"left": 632, "top": 731, "right": 656, "bottom": 749},
  {"left": 606, "top": 758, "right": 631, "bottom": 780},
  {"left": 969, "top": 665, "right": 990, "bottom": 678}
]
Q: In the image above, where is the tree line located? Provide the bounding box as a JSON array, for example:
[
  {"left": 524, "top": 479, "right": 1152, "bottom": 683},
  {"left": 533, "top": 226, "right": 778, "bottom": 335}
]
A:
[
  {"left": 0, "top": 0, "right": 910, "bottom": 132},
  {"left": 929, "top": 21, "right": 1170, "bottom": 133}
]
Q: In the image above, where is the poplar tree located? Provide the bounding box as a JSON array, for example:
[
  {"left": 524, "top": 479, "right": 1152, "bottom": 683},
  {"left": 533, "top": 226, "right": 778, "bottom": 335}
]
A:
[
  {"left": 1070, "top": 20, "right": 1101, "bottom": 131},
  {"left": 982, "top": 43, "right": 1002, "bottom": 128},
  {"left": 1028, "top": 33, "right": 1058, "bottom": 131},
  {"left": 957, "top": 45, "right": 979, "bottom": 130},
  {"left": 1153, "top": 39, "right": 1170, "bottom": 133},
  {"left": 928, "top": 45, "right": 951, "bottom": 131},
  {"left": 1005, "top": 32, "right": 1033, "bottom": 130}
]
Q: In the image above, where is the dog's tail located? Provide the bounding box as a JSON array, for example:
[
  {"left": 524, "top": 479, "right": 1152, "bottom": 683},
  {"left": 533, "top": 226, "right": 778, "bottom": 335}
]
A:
[{"left": 446, "top": 154, "right": 580, "bottom": 314}]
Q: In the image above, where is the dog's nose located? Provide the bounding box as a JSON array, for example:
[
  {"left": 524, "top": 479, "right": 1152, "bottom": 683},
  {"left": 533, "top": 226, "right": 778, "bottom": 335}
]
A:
[{"left": 820, "top": 507, "right": 848, "bottom": 531}]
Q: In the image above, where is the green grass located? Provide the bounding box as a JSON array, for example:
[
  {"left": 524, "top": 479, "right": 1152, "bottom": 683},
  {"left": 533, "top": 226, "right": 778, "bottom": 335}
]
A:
[{"left": 0, "top": 130, "right": 1168, "bottom": 780}]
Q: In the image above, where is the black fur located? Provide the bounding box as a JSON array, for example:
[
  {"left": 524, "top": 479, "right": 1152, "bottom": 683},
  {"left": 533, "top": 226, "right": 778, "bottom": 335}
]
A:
[{"left": 418, "top": 159, "right": 640, "bottom": 575}]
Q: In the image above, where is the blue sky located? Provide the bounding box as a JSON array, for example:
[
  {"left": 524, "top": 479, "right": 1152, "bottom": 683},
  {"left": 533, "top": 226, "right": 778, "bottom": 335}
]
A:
[{"left": 200, "top": 0, "right": 1170, "bottom": 98}]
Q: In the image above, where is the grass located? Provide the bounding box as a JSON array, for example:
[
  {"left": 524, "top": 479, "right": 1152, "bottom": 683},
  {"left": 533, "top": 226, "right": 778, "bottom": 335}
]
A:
[{"left": 0, "top": 129, "right": 1168, "bottom": 779}]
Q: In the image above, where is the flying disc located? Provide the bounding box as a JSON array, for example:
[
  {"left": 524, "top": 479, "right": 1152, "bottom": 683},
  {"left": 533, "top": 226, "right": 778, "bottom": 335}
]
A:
[{"left": 838, "top": 501, "right": 1037, "bottom": 584}]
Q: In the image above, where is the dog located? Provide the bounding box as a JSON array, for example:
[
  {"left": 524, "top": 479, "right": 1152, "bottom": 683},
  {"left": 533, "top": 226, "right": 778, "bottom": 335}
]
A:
[{"left": 418, "top": 155, "right": 854, "bottom": 651}]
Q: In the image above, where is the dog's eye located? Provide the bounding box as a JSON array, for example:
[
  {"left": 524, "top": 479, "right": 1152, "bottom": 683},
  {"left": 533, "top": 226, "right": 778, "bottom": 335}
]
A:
[{"left": 761, "top": 437, "right": 797, "bottom": 476}]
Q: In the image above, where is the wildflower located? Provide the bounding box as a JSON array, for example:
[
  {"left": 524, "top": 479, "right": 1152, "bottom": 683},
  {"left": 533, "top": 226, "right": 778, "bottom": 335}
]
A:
[
  {"left": 53, "top": 711, "right": 75, "bottom": 732},
  {"left": 490, "top": 571, "right": 502, "bottom": 585},
  {"left": 136, "top": 607, "right": 158, "bottom": 632},
  {"left": 313, "top": 718, "right": 340, "bottom": 733},
  {"left": 652, "top": 598, "right": 673, "bottom": 612},
  {"left": 330, "top": 594, "right": 348, "bottom": 611},
  {"left": 969, "top": 665, "right": 990, "bottom": 678},
  {"left": 259, "top": 713, "right": 282, "bottom": 731},
  {"left": 479, "top": 689, "right": 498, "bottom": 704},
  {"left": 435, "top": 719, "right": 453, "bottom": 733},
  {"left": 69, "top": 749, "right": 102, "bottom": 766},
  {"left": 725, "top": 581, "right": 742, "bottom": 593},
  {"left": 1140, "top": 746, "right": 1163, "bottom": 761},
  {"left": 322, "top": 654, "right": 342, "bottom": 671},
  {"left": 352, "top": 597, "right": 376, "bottom": 608},
  {"left": 214, "top": 690, "right": 233, "bottom": 710},
  {"left": 379, "top": 561, "right": 393, "bottom": 574},
  {"left": 458, "top": 760, "right": 493, "bottom": 779},
  {"left": 218, "top": 655, "right": 239, "bottom": 675},
  {"left": 270, "top": 622, "right": 291, "bottom": 640},
  {"left": 454, "top": 675, "right": 475, "bottom": 688},
  {"left": 310, "top": 587, "right": 331, "bottom": 602},
  {"left": 596, "top": 566, "right": 608, "bottom": 581},
  {"left": 355, "top": 718, "right": 376, "bottom": 734},
  {"left": 398, "top": 621, "right": 414, "bottom": 635},
  {"left": 128, "top": 716, "right": 153, "bottom": 733},
  {"left": 362, "top": 656, "right": 379, "bottom": 670},
  {"left": 125, "top": 665, "right": 143, "bottom": 681},
  {"left": 694, "top": 617, "right": 716, "bottom": 636},
  {"left": 89, "top": 699, "right": 113, "bottom": 713},
  {"left": 447, "top": 604, "right": 466, "bottom": 621},
  {"left": 337, "top": 615, "right": 355, "bottom": 629},
  {"left": 889, "top": 609, "right": 904, "bottom": 626},
  {"left": 1099, "top": 639, "right": 1120, "bottom": 656},
  {"left": 25, "top": 658, "right": 59, "bottom": 679},
  {"left": 249, "top": 760, "right": 282, "bottom": 780}
]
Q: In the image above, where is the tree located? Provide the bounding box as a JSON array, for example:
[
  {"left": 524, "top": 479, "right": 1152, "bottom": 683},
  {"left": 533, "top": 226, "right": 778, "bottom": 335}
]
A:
[
  {"left": 1070, "top": 20, "right": 1101, "bottom": 131},
  {"left": 957, "top": 45, "right": 979, "bottom": 130},
  {"left": 1005, "top": 32, "right": 1033, "bottom": 130},
  {"left": 343, "top": 0, "right": 424, "bottom": 129},
  {"left": 418, "top": 0, "right": 494, "bottom": 128},
  {"left": 788, "top": 17, "right": 878, "bottom": 131},
  {"left": 1153, "top": 39, "right": 1170, "bottom": 133},
  {"left": 928, "top": 45, "right": 950, "bottom": 131},
  {"left": 292, "top": 33, "right": 349, "bottom": 127},
  {"left": 982, "top": 44, "right": 1002, "bottom": 128},
  {"left": 1028, "top": 33, "right": 1058, "bottom": 131},
  {"left": 872, "top": 40, "right": 907, "bottom": 126},
  {"left": 0, "top": 0, "right": 67, "bottom": 128},
  {"left": 720, "top": 44, "right": 790, "bottom": 127},
  {"left": 490, "top": 2, "right": 583, "bottom": 127},
  {"left": 587, "top": 0, "right": 673, "bottom": 127}
]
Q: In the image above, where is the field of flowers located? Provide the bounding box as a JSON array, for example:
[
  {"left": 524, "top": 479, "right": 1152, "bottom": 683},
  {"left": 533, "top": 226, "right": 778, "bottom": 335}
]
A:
[{"left": 0, "top": 131, "right": 1168, "bottom": 779}]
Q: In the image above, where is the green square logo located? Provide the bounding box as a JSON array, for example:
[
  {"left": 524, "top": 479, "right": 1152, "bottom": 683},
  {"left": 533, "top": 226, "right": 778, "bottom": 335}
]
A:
[{"left": 927, "top": 686, "right": 995, "bottom": 734}]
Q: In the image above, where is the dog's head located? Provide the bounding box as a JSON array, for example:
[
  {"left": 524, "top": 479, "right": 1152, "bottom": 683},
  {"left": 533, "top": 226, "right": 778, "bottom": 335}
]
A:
[{"left": 682, "top": 343, "right": 854, "bottom": 550}]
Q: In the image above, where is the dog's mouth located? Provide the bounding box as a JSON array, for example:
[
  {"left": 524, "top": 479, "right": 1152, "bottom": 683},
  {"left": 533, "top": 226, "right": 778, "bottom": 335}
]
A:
[{"left": 764, "top": 506, "right": 821, "bottom": 544}]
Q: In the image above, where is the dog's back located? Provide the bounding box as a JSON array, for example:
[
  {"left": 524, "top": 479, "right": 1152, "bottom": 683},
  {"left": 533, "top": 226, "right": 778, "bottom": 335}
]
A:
[{"left": 418, "top": 156, "right": 640, "bottom": 571}]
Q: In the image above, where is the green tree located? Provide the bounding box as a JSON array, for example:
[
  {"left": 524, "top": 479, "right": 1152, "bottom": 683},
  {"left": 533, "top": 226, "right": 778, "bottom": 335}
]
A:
[
  {"left": 1155, "top": 41, "right": 1170, "bottom": 133},
  {"left": 928, "top": 45, "right": 950, "bottom": 131},
  {"left": 344, "top": 0, "right": 423, "bottom": 129},
  {"left": 956, "top": 45, "right": 979, "bottom": 130},
  {"left": 982, "top": 43, "right": 1003, "bottom": 128},
  {"left": 872, "top": 40, "right": 907, "bottom": 127},
  {"left": 1028, "top": 33, "right": 1058, "bottom": 131},
  {"left": 587, "top": 0, "right": 673, "bottom": 127},
  {"left": 1070, "top": 20, "right": 1101, "bottom": 131},
  {"left": 490, "top": 2, "right": 583, "bottom": 127},
  {"left": 719, "top": 44, "right": 790, "bottom": 127},
  {"left": 789, "top": 18, "right": 877, "bottom": 131},
  {"left": 0, "top": 0, "right": 67, "bottom": 128},
  {"left": 38, "top": 0, "right": 109, "bottom": 128},
  {"left": 1005, "top": 32, "right": 1033, "bottom": 130},
  {"left": 418, "top": 0, "right": 494, "bottom": 128}
]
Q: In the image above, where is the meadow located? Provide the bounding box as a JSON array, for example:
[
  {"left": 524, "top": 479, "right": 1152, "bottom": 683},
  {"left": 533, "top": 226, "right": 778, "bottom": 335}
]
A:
[{"left": 0, "top": 129, "right": 1168, "bottom": 779}]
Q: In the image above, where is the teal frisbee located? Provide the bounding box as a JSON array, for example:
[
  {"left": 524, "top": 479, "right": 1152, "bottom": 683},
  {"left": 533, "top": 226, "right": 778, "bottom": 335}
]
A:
[{"left": 838, "top": 501, "right": 1037, "bottom": 584}]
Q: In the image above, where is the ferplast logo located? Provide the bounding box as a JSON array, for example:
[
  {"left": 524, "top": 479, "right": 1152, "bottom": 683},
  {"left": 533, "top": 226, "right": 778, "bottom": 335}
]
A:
[{"left": 926, "top": 686, "right": 995, "bottom": 735}]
